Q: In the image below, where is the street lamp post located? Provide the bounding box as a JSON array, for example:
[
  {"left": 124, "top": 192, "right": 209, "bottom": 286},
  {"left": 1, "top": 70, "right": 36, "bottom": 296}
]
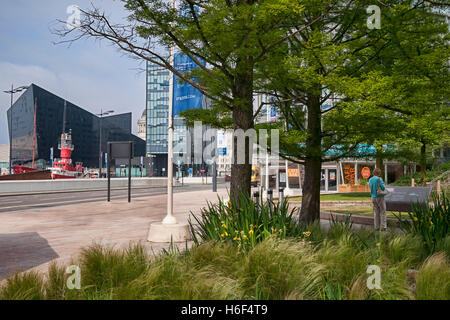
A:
[
  {"left": 96, "top": 109, "right": 114, "bottom": 178},
  {"left": 147, "top": 0, "right": 190, "bottom": 243},
  {"left": 3, "top": 85, "right": 29, "bottom": 173}
]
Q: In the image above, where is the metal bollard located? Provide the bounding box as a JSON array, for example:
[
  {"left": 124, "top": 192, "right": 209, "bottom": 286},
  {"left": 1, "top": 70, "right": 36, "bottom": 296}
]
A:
[
  {"left": 258, "top": 185, "right": 263, "bottom": 206},
  {"left": 253, "top": 191, "right": 260, "bottom": 205},
  {"left": 279, "top": 187, "right": 284, "bottom": 204},
  {"left": 267, "top": 189, "right": 273, "bottom": 203}
]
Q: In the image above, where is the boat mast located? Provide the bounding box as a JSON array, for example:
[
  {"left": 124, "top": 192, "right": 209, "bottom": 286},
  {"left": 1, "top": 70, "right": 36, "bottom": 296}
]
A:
[{"left": 62, "top": 100, "right": 67, "bottom": 134}]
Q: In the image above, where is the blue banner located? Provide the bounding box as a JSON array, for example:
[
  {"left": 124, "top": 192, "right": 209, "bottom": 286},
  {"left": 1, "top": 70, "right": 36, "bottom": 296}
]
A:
[
  {"left": 50, "top": 147, "right": 53, "bottom": 167},
  {"left": 218, "top": 147, "right": 227, "bottom": 156},
  {"left": 270, "top": 106, "right": 278, "bottom": 121},
  {"left": 173, "top": 52, "right": 203, "bottom": 116}
]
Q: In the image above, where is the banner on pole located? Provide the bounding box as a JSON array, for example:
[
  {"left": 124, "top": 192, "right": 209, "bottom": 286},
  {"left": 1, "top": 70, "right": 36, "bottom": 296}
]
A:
[
  {"left": 173, "top": 52, "right": 204, "bottom": 116},
  {"left": 50, "top": 147, "right": 53, "bottom": 167}
]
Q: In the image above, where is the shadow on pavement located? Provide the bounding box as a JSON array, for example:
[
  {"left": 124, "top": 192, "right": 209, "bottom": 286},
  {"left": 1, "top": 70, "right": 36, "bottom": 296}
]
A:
[{"left": 0, "top": 232, "right": 59, "bottom": 280}]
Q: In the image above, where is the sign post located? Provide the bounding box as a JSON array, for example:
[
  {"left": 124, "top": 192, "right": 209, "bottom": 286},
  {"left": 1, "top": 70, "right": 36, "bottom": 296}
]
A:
[
  {"left": 212, "top": 162, "right": 217, "bottom": 192},
  {"left": 107, "top": 150, "right": 111, "bottom": 202},
  {"left": 384, "top": 186, "right": 432, "bottom": 212},
  {"left": 361, "top": 167, "right": 371, "bottom": 179},
  {"left": 107, "top": 141, "right": 134, "bottom": 203},
  {"left": 128, "top": 149, "right": 132, "bottom": 203}
]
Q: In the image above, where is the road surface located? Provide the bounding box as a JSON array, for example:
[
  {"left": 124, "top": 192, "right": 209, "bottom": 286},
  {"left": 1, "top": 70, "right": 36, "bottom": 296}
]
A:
[{"left": 0, "top": 183, "right": 227, "bottom": 213}]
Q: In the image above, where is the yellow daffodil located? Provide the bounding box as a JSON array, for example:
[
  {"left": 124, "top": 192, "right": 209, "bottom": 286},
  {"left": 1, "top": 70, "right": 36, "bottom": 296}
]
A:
[
  {"left": 249, "top": 229, "right": 254, "bottom": 236},
  {"left": 413, "top": 217, "right": 418, "bottom": 222}
]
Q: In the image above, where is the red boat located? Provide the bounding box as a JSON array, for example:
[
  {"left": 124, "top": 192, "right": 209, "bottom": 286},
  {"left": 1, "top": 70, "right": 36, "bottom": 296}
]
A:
[{"left": 49, "top": 129, "right": 83, "bottom": 179}]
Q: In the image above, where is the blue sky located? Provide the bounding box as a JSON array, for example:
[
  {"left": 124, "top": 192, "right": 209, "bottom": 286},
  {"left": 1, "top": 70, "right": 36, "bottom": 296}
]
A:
[{"left": 0, "top": 0, "right": 146, "bottom": 144}]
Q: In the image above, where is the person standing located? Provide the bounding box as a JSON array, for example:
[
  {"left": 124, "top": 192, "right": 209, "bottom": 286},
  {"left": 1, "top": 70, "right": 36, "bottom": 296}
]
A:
[{"left": 369, "top": 168, "right": 387, "bottom": 231}]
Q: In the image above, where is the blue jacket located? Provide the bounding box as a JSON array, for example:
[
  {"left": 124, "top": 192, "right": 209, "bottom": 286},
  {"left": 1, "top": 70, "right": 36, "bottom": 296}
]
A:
[{"left": 369, "top": 176, "right": 385, "bottom": 198}]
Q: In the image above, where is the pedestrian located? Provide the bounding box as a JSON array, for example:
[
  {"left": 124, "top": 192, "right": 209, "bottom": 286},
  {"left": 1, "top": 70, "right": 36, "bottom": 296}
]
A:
[{"left": 369, "top": 168, "right": 388, "bottom": 231}]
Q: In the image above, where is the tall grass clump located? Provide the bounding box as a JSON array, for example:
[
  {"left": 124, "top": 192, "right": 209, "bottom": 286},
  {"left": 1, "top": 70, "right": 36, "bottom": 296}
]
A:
[
  {"left": 76, "top": 242, "right": 149, "bottom": 298},
  {"left": 189, "top": 192, "right": 306, "bottom": 250},
  {"left": 415, "top": 253, "right": 450, "bottom": 300},
  {"left": 397, "top": 192, "right": 449, "bottom": 254},
  {"left": 239, "top": 238, "right": 325, "bottom": 299},
  {"left": 0, "top": 271, "right": 45, "bottom": 300}
]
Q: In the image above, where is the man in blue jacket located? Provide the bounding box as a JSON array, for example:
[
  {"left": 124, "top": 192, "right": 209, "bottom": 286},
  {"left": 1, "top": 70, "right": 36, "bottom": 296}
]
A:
[{"left": 369, "top": 168, "right": 387, "bottom": 231}]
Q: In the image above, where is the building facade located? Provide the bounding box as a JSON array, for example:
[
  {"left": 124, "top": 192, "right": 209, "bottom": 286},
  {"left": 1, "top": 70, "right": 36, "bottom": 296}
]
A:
[
  {"left": 0, "top": 144, "right": 9, "bottom": 175},
  {"left": 7, "top": 84, "right": 145, "bottom": 169},
  {"left": 145, "top": 60, "right": 215, "bottom": 177},
  {"left": 137, "top": 110, "right": 146, "bottom": 141}
]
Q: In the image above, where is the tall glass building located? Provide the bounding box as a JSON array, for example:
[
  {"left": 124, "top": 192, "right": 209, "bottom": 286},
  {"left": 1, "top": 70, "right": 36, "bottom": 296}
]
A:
[
  {"left": 7, "top": 84, "right": 145, "bottom": 169},
  {"left": 146, "top": 61, "right": 190, "bottom": 176},
  {"left": 145, "top": 60, "right": 214, "bottom": 177}
]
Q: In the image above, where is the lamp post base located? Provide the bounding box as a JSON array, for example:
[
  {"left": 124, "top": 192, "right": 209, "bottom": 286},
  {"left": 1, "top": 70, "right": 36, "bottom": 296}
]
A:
[{"left": 147, "top": 222, "right": 191, "bottom": 243}]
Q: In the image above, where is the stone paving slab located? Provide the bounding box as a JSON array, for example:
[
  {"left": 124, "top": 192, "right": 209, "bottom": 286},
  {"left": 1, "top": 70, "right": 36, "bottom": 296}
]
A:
[
  {"left": 0, "top": 188, "right": 229, "bottom": 280},
  {"left": 0, "top": 188, "right": 379, "bottom": 282}
]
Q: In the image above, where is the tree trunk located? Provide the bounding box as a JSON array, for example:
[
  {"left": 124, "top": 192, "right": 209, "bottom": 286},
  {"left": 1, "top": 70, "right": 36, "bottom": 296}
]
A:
[
  {"left": 420, "top": 141, "right": 427, "bottom": 185},
  {"left": 230, "top": 58, "right": 254, "bottom": 204},
  {"left": 376, "top": 149, "right": 384, "bottom": 179},
  {"left": 300, "top": 95, "right": 322, "bottom": 224},
  {"left": 300, "top": 157, "right": 322, "bottom": 224}
]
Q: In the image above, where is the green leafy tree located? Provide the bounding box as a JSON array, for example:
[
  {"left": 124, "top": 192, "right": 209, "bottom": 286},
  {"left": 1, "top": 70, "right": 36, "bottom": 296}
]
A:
[
  {"left": 257, "top": 1, "right": 448, "bottom": 223},
  {"left": 352, "top": 2, "right": 450, "bottom": 184},
  {"left": 54, "top": 0, "right": 331, "bottom": 203}
]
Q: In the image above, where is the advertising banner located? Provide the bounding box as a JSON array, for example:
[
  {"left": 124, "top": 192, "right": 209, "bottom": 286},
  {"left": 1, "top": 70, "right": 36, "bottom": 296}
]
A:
[
  {"left": 217, "top": 130, "right": 227, "bottom": 156},
  {"left": 287, "top": 168, "right": 299, "bottom": 177},
  {"left": 173, "top": 52, "right": 204, "bottom": 116},
  {"left": 270, "top": 106, "right": 278, "bottom": 122},
  {"left": 49, "top": 147, "right": 53, "bottom": 167}
]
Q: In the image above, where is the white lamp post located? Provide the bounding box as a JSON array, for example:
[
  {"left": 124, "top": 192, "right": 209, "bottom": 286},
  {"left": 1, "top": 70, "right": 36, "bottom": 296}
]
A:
[{"left": 147, "top": 0, "right": 190, "bottom": 242}]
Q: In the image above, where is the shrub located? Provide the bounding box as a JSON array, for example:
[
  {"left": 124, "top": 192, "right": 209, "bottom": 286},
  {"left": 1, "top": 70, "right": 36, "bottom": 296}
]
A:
[
  {"left": 188, "top": 192, "right": 306, "bottom": 250},
  {"left": 239, "top": 238, "right": 325, "bottom": 300},
  {"left": 0, "top": 271, "right": 45, "bottom": 300},
  {"left": 404, "top": 193, "right": 450, "bottom": 254},
  {"left": 1, "top": 224, "right": 447, "bottom": 300},
  {"left": 439, "top": 161, "right": 450, "bottom": 172},
  {"left": 415, "top": 253, "right": 450, "bottom": 300},
  {"left": 382, "top": 234, "right": 425, "bottom": 266},
  {"left": 76, "top": 242, "right": 149, "bottom": 298}
]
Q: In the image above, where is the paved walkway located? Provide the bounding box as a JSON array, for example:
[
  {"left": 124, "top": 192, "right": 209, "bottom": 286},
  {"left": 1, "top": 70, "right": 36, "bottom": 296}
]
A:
[
  {"left": 0, "top": 187, "right": 380, "bottom": 281},
  {"left": 0, "top": 188, "right": 229, "bottom": 280}
]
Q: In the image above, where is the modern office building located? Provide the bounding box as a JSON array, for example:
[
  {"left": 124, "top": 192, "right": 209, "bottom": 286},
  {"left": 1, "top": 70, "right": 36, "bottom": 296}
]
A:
[
  {"left": 145, "top": 61, "right": 170, "bottom": 176},
  {"left": 6, "top": 84, "right": 145, "bottom": 169},
  {"left": 145, "top": 60, "right": 215, "bottom": 177}
]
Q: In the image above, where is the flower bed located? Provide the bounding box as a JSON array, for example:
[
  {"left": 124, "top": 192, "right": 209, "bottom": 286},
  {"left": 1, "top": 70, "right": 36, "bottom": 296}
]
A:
[{"left": 338, "top": 184, "right": 370, "bottom": 193}]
